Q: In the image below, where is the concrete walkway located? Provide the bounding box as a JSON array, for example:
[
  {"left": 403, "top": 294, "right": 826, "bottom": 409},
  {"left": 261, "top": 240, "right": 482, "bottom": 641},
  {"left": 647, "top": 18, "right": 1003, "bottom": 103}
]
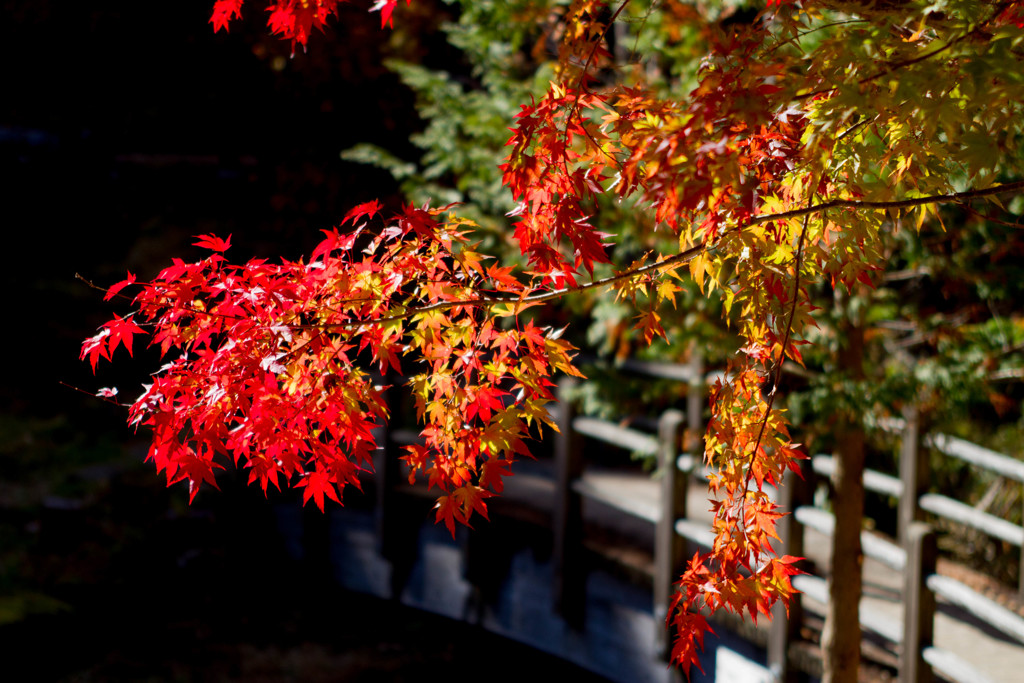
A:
[
  {"left": 504, "top": 458, "right": 1024, "bottom": 682},
  {"left": 279, "top": 455, "right": 1024, "bottom": 682},
  {"left": 462, "top": 457, "right": 1024, "bottom": 681},
  {"left": 294, "top": 503, "right": 777, "bottom": 683}
]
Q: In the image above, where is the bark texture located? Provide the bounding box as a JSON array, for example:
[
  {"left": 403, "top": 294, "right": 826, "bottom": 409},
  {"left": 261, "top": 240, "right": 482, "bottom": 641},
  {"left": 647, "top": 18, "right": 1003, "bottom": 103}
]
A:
[{"left": 821, "top": 309, "right": 866, "bottom": 683}]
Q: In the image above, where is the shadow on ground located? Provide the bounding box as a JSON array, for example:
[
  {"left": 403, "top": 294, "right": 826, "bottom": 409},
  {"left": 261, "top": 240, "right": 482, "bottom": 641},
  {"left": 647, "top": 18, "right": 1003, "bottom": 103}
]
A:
[{"left": 0, "top": 440, "right": 610, "bottom": 683}]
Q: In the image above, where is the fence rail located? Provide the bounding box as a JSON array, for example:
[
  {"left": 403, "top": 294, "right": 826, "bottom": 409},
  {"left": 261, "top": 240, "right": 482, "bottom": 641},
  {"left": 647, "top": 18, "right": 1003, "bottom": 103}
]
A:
[
  {"left": 548, "top": 363, "right": 1024, "bottom": 682},
  {"left": 772, "top": 404, "right": 1024, "bottom": 683},
  {"left": 369, "top": 358, "right": 1024, "bottom": 682}
]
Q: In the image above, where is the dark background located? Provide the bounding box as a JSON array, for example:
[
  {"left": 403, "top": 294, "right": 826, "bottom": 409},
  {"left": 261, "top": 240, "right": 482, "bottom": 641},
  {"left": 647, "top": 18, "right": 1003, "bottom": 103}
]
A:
[
  {"left": 4, "top": 0, "right": 418, "bottom": 417},
  {"left": 0, "top": 2, "right": 608, "bottom": 679}
]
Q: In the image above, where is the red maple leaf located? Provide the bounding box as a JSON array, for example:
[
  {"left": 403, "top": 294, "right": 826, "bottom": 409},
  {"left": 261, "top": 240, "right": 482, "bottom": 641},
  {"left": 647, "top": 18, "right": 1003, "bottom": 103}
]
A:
[
  {"left": 312, "top": 227, "right": 357, "bottom": 262},
  {"left": 670, "top": 611, "right": 712, "bottom": 676},
  {"left": 106, "top": 314, "right": 145, "bottom": 358},
  {"left": 172, "top": 451, "right": 224, "bottom": 503},
  {"left": 479, "top": 459, "right": 512, "bottom": 494},
  {"left": 297, "top": 466, "right": 342, "bottom": 512},
  {"left": 453, "top": 484, "right": 492, "bottom": 522},
  {"left": 370, "top": 0, "right": 410, "bottom": 28},
  {"left": 80, "top": 328, "right": 110, "bottom": 372},
  {"left": 103, "top": 271, "right": 137, "bottom": 301},
  {"left": 210, "top": 0, "right": 244, "bottom": 32},
  {"left": 465, "top": 386, "right": 506, "bottom": 423},
  {"left": 341, "top": 199, "right": 384, "bottom": 225},
  {"left": 266, "top": 0, "right": 341, "bottom": 48},
  {"left": 193, "top": 233, "right": 232, "bottom": 252},
  {"left": 434, "top": 493, "right": 459, "bottom": 536}
]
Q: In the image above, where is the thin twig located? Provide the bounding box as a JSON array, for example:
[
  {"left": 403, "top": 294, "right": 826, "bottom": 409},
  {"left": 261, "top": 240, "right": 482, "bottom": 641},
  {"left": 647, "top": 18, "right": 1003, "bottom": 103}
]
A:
[
  {"left": 741, "top": 207, "right": 811, "bottom": 498},
  {"left": 835, "top": 115, "right": 877, "bottom": 143},
  {"left": 566, "top": 0, "right": 633, "bottom": 166},
  {"left": 744, "top": 179, "right": 1024, "bottom": 224},
  {"left": 59, "top": 380, "right": 129, "bottom": 407},
  {"left": 795, "top": 3, "right": 1008, "bottom": 100},
  {"left": 766, "top": 19, "right": 870, "bottom": 55}
]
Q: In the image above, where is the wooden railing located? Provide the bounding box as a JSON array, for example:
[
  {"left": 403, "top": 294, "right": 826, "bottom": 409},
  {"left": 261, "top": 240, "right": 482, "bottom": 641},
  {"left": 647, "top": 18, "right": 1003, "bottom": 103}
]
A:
[
  {"left": 367, "top": 361, "right": 1024, "bottom": 682},
  {"left": 888, "top": 406, "right": 1024, "bottom": 595},
  {"left": 546, "top": 366, "right": 1024, "bottom": 682},
  {"left": 769, "top": 406, "right": 1024, "bottom": 683},
  {"left": 552, "top": 376, "right": 696, "bottom": 650}
]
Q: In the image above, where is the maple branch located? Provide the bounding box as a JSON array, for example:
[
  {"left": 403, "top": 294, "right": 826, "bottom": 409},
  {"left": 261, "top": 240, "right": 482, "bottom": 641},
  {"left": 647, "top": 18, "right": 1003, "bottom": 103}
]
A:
[
  {"left": 744, "top": 179, "right": 1024, "bottom": 226},
  {"left": 834, "top": 115, "right": 877, "bottom": 144},
  {"left": 76, "top": 273, "right": 135, "bottom": 303},
  {"left": 990, "top": 367, "right": 1024, "bottom": 382},
  {"left": 959, "top": 202, "right": 1024, "bottom": 230},
  {"left": 856, "top": 27, "right": 969, "bottom": 83},
  {"left": 331, "top": 179, "right": 1024, "bottom": 328},
  {"left": 355, "top": 241, "right": 707, "bottom": 327},
  {"left": 90, "top": 181, "right": 1023, "bottom": 337},
  {"left": 569, "top": 179, "right": 1024, "bottom": 294},
  {"left": 564, "top": 0, "right": 631, "bottom": 168},
  {"left": 766, "top": 19, "right": 869, "bottom": 55},
  {"left": 741, "top": 206, "right": 811, "bottom": 498},
  {"left": 795, "top": 3, "right": 1009, "bottom": 100},
  {"left": 576, "top": 0, "right": 633, "bottom": 95}
]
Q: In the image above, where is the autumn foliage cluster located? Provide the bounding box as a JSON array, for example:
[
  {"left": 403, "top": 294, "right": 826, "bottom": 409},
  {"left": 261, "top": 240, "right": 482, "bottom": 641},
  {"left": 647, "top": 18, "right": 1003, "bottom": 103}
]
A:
[
  {"left": 210, "top": 0, "right": 408, "bottom": 45},
  {"left": 83, "top": 0, "right": 1024, "bottom": 673}
]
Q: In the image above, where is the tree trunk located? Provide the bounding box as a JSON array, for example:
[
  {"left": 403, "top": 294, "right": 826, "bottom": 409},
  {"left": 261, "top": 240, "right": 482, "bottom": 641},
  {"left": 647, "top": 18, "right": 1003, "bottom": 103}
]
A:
[{"left": 821, "top": 306, "right": 866, "bottom": 683}]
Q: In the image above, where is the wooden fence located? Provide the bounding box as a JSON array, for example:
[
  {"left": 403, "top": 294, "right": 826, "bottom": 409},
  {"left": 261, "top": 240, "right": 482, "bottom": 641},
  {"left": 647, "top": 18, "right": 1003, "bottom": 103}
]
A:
[
  {"left": 552, "top": 354, "right": 709, "bottom": 650},
  {"left": 546, "top": 363, "right": 1024, "bottom": 682},
  {"left": 770, "top": 405, "right": 1024, "bottom": 682},
  {"left": 367, "top": 359, "right": 1024, "bottom": 682}
]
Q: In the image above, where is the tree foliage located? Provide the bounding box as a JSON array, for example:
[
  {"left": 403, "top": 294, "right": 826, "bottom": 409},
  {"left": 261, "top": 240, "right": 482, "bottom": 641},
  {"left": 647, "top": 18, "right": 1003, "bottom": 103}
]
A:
[{"left": 83, "top": 0, "right": 1024, "bottom": 674}]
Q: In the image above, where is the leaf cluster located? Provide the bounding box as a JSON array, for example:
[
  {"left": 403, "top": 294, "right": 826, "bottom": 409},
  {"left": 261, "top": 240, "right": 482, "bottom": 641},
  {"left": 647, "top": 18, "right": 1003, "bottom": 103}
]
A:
[{"left": 85, "top": 0, "right": 1024, "bottom": 674}]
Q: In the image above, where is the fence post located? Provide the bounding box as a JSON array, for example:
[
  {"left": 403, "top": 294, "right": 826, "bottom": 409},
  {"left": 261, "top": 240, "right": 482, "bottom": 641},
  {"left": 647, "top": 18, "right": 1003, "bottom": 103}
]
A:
[
  {"left": 686, "top": 344, "right": 705, "bottom": 454},
  {"left": 899, "top": 403, "right": 928, "bottom": 546},
  {"left": 301, "top": 496, "right": 331, "bottom": 583},
  {"left": 768, "top": 463, "right": 808, "bottom": 683},
  {"left": 375, "top": 379, "right": 400, "bottom": 562},
  {"left": 553, "top": 377, "right": 586, "bottom": 627},
  {"left": 1020, "top": 492, "right": 1024, "bottom": 600},
  {"left": 373, "top": 376, "right": 422, "bottom": 599},
  {"left": 902, "top": 521, "right": 937, "bottom": 683},
  {"left": 654, "top": 409, "right": 686, "bottom": 658}
]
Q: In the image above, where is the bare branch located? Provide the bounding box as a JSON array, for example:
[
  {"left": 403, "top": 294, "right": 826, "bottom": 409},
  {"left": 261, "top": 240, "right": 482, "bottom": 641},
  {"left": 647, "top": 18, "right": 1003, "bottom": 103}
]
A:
[{"left": 990, "top": 368, "right": 1024, "bottom": 382}]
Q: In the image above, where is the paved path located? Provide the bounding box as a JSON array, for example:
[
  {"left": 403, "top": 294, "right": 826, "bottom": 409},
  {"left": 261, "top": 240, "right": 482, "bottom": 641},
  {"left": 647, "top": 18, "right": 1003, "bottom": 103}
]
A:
[
  {"left": 800, "top": 526, "right": 1024, "bottom": 683},
  {"left": 273, "top": 463, "right": 775, "bottom": 683},
  {"left": 311, "top": 506, "right": 777, "bottom": 683},
  {"left": 279, "top": 455, "right": 1024, "bottom": 682},
  {"left": 471, "top": 458, "right": 1024, "bottom": 681}
]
